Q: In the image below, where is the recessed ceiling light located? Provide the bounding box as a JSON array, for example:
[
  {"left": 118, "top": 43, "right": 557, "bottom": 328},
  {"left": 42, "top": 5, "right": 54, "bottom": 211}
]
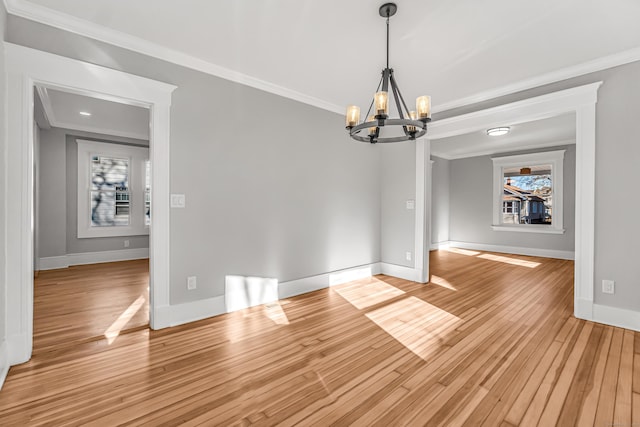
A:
[
  {"left": 79, "top": 111, "right": 92, "bottom": 116},
  {"left": 487, "top": 127, "right": 510, "bottom": 136}
]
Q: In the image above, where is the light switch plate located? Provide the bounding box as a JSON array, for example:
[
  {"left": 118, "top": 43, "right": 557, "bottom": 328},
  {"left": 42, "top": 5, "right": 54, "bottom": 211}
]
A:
[
  {"left": 406, "top": 199, "right": 415, "bottom": 210},
  {"left": 171, "top": 194, "right": 186, "bottom": 208}
]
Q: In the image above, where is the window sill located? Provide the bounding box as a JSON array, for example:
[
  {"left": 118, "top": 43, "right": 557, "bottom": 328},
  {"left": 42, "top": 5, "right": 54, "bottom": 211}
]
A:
[{"left": 491, "top": 225, "right": 565, "bottom": 235}]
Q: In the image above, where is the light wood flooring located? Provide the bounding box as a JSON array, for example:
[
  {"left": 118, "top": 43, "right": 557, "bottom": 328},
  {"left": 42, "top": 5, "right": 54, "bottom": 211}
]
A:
[
  {"left": 32, "top": 259, "right": 149, "bottom": 354},
  {"left": 1, "top": 250, "right": 638, "bottom": 426}
]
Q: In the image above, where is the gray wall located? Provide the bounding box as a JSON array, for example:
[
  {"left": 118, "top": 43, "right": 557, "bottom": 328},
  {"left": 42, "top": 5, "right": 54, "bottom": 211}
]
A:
[
  {"left": 8, "top": 16, "right": 381, "bottom": 305},
  {"left": 431, "top": 156, "right": 450, "bottom": 245},
  {"left": 38, "top": 127, "right": 151, "bottom": 257},
  {"left": 380, "top": 143, "right": 416, "bottom": 268},
  {"left": 0, "top": 1, "right": 7, "bottom": 346},
  {"left": 448, "top": 145, "right": 576, "bottom": 252},
  {"left": 435, "top": 62, "right": 640, "bottom": 312}
]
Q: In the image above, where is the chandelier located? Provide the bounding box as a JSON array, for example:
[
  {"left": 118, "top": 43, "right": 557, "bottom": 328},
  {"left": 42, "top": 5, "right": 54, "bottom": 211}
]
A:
[{"left": 345, "top": 3, "right": 431, "bottom": 144}]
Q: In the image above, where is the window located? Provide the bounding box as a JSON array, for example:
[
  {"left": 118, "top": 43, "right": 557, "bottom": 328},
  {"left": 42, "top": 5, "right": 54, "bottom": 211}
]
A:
[
  {"left": 492, "top": 150, "right": 565, "bottom": 234},
  {"left": 78, "top": 140, "right": 150, "bottom": 238}
]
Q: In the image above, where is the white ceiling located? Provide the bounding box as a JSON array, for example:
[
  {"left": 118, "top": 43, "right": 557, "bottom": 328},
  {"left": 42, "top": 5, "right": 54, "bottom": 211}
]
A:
[
  {"left": 35, "top": 87, "right": 150, "bottom": 140},
  {"left": 431, "top": 113, "right": 576, "bottom": 159},
  {"left": 11, "top": 0, "right": 640, "bottom": 115}
]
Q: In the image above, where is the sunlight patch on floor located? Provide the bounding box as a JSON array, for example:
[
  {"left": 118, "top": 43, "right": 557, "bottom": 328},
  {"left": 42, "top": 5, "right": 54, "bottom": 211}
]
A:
[
  {"left": 366, "top": 296, "right": 462, "bottom": 360},
  {"left": 430, "top": 275, "right": 457, "bottom": 291},
  {"left": 333, "top": 278, "right": 405, "bottom": 310},
  {"left": 104, "top": 294, "right": 146, "bottom": 345},
  {"left": 263, "top": 303, "right": 290, "bottom": 325},
  {"left": 445, "top": 247, "right": 481, "bottom": 256},
  {"left": 477, "top": 253, "right": 541, "bottom": 268}
]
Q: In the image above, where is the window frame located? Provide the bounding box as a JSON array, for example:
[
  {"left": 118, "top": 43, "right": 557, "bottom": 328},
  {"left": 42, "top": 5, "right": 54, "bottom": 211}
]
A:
[
  {"left": 77, "top": 139, "right": 150, "bottom": 238},
  {"left": 491, "top": 150, "right": 565, "bottom": 234}
]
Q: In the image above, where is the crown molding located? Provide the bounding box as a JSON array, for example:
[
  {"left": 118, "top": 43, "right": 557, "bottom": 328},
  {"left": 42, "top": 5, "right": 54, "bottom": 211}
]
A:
[
  {"left": 5, "top": 0, "right": 639, "bottom": 116},
  {"left": 433, "top": 47, "right": 640, "bottom": 113},
  {"left": 4, "top": 0, "right": 344, "bottom": 115},
  {"left": 431, "top": 138, "right": 575, "bottom": 160}
]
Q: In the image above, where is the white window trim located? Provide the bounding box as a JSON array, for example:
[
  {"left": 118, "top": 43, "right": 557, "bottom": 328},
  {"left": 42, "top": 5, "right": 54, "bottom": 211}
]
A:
[
  {"left": 77, "top": 140, "right": 149, "bottom": 238},
  {"left": 491, "top": 150, "right": 565, "bottom": 234}
]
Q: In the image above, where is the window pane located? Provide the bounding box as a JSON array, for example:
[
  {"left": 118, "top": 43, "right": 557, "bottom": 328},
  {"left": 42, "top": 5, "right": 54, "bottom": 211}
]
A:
[
  {"left": 91, "top": 190, "right": 130, "bottom": 226},
  {"left": 90, "top": 156, "right": 130, "bottom": 227},
  {"left": 503, "top": 164, "right": 552, "bottom": 225}
]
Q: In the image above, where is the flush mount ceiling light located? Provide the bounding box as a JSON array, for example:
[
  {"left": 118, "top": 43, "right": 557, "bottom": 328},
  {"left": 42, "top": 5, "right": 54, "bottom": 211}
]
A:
[
  {"left": 345, "top": 3, "right": 431, "bottom": 144},
  {"left": 79, "top": 111, "right": 92, "bottom": 116},
  {"left": 487, "top": 127, "right": 510, "bottom": 136}
]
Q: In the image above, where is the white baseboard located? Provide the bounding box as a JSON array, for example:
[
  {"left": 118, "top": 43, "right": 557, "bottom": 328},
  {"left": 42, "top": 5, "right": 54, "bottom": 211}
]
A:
[
  {"left": 39, "top": 248, "right": 150, "bottom": 270},
  {"left": 156, "top": 263, "right": 382, "bottom": 329},
  {"left": 430, "top": 241, "right": 451, "bottom": 251},
  {"left": 379, "top": 263, "right": 421, "bottom": 282},
  {"left": 575, "top": 299, "right": 640, "bottom": 332},
  {"left": 0, "top": 340, "right": 8, "bottom": 391},
  {"left": 446, "top": 241, "right": 574, "bottom": 260}
]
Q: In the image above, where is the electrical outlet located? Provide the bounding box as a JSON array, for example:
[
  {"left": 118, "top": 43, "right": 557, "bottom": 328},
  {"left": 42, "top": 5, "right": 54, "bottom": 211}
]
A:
[
  {"left": 602, "top": 280, "right": 615, "bottom": 294},
  {"left": 187, "top": 276, "right": 197, "bottom": 290},
  {"left": 124, "top": 239, "right": 130, "bottom": 248},
  {"left": 405, "top": 252, "right": 412, "bottom": 261}
]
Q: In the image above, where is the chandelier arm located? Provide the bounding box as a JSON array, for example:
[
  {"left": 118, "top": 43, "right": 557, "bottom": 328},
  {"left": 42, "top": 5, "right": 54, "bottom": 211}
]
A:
[
  {"left": 389, "top": 72, "right": 412, "bottom": 119},
  {"left": 364, "top": 74, "right": 384, "bottom": 122},
  {"left": 389, "top": 73, "right": 409, "bottom": 136}
]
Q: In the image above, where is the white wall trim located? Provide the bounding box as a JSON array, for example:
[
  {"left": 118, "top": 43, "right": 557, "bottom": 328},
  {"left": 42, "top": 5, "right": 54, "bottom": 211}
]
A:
[
  {"left": 447, "top": 241, "right": 574, "bottom": 261},
  {"left": 380, "top": 263, "right": 421, "bottom": 282},
  {"left": 0, "top": 341, "right": 8, "bottom": 390},
  {"left": 161, "top": 263, "right": 382, "bottom": 328},
  {"left": 576, "top": 300, "right": 640, "bottom": 333},
  {"left": 3, "top": 0, "right": 343, "bottom": 115},
  {"left": 421, "top": 82, "right": 600, "bottom": 325},
  {"left": 5, "top": 0, "right": 636, "bottom": 116},
  {"left": 4, "top": 42, "right": 175, "bottom": 367},
  {"left": 431, "top": 138, "right": 576, "bottom": 161},
  {"left": 39, "top": 248, "right": 150, "bottom": 270},
  {"left": 428, "top": 83, "right": 602, "bottom": 140},
  {"left": 414, "top": 138, "right": 429, "bottom": 283},
  {"left": 433, "top": 47, "right": 640, "bottom": 113}
]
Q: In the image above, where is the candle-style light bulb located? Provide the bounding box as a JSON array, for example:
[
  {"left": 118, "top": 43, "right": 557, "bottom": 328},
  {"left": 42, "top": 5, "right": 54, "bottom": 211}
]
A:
[
  {"left": 367, "top": 115, "right": 377, "bottom": 136},
  {"left": 345, "top": 105, "right": 361, "bottom": 128},
  {"left": 375, "top": 91, "right": 389, "bottom": 116},
  {"left": 416, "top": 96, "right": 431, "bottom": 119}
]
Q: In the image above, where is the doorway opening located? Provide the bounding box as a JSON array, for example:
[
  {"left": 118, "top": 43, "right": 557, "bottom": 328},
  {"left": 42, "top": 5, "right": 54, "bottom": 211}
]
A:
[{"left": 32, "top": 86, "right": 152, "bottom": 352}]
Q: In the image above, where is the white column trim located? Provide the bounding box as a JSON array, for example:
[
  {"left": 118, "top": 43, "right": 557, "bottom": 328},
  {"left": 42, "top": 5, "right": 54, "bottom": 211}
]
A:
[
  {"left": 423, "top": 82, "right": 601, "bottom": 325},
  {"left": 4, "top": 43, "right": 176, "bottom": 366}
]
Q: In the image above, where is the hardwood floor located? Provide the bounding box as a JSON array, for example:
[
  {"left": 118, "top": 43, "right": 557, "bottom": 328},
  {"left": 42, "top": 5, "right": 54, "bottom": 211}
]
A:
[
  {"left": 1, "top": 250, "right": 637, "bottom": 426},
  {"left": 32, "top": 259, "right": 149, "bottom": 354}
]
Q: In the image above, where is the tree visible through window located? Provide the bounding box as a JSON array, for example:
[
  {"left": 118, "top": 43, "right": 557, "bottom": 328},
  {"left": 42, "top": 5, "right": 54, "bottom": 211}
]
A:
[
  {"left": 503, "top": 165, "right": 552, "bottom": 225},
  {"left": 91, "top": 155, "right": 130, "bottom": 227}
]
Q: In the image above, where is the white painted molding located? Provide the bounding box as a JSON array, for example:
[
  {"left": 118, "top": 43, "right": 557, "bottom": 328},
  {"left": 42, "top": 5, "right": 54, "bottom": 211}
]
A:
[
  {"left": 39, "top": 248, "right": 150, "bottom": 270},
  {"left": 491, "top": 225, "right": 565, "bottom": 235},
  {"left": 5, "top": 0, "right": 634, "bottom": 116},
  {"left": 0, "top": 341, "right": 8, "bottom": 391},
  {"left": 430, "top": 241, "right": 451, "bottom": 251},
  {"left": 157, "top": 263, "right": 383, "bottom": 328},
  {"left": 380, "top": 263, "right": 421, "bottom": 282},
  {"left": 576, "top": 299, "right": 640, "bottom": 333},
  {"left": 3, "top": 0, "right": 343, "bottom": 115},
  {"left": 52, "top": 120, "right": 149, "bottom": 141},
  {"left": 414, "top": 138, "right": 429, "bottom": 283},
  {"left": 5, "top": 42, "right": 175, "bottom": 367},
  {"left": 447, "top": 241, "right": 574, "bottom": 261},
  {"left": 39, "top": 256, "right": 70, "bottom": 270},
  {"left": 433, "top": 47, "right": 640, "bottom": 113},
  {"left": 431, "top": 138, "right": 576, "bottom": 161},
  {"left": 428, "top": 83, "right": 603, "bottom": 140},
  {"left": 35, "top": 85, "right": 53, "bottom": 128},
  {"left": 168, "top": 296, "right": 227, "bottom": 328}
]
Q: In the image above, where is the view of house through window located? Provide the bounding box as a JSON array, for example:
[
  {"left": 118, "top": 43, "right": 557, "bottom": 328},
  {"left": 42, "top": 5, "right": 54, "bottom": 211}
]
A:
[{"left": 502, "top": 165, "right": 552, "bottom": 225}]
